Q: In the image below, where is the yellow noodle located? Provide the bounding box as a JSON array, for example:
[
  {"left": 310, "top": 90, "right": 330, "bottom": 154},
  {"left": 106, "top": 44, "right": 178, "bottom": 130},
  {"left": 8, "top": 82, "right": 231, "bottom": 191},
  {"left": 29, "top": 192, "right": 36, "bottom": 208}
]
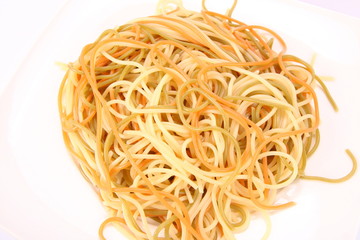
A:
[{"left": 58, "top": 0, "right": 356, "bottom": 239}]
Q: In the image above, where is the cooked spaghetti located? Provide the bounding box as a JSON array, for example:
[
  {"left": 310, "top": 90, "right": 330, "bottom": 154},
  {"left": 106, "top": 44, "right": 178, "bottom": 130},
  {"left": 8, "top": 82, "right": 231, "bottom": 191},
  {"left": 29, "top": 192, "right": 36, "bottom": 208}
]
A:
[{"left": 58, "top": 0, "right": 356, "bottom": 239}]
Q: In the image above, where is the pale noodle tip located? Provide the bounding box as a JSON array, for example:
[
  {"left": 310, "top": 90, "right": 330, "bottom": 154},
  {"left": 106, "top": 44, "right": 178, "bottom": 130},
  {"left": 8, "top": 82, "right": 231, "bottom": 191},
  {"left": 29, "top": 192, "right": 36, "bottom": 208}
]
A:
[{"left": 58, "top": 0, "right": 356, "bottom": 239}]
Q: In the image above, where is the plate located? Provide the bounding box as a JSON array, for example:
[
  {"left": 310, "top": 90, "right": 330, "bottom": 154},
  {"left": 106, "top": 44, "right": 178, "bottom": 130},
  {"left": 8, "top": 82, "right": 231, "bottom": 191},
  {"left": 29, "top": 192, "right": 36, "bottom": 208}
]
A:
[{"left": 1, "top": 0, "right": 360, "bottom": 239}]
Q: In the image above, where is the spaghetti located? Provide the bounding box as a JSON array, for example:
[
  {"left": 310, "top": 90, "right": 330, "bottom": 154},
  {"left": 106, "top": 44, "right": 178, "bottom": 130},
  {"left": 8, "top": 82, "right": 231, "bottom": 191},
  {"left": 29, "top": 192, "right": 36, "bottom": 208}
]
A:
[{"left": 58, "top": 0, "right": 356, "bottom": 239}]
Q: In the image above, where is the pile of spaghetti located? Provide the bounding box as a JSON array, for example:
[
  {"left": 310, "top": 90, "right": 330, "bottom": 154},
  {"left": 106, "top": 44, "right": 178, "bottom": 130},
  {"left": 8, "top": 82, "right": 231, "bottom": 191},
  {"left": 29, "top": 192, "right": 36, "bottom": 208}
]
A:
[{"left": 58, "top": 0, "right": 355, "bottom": 239}]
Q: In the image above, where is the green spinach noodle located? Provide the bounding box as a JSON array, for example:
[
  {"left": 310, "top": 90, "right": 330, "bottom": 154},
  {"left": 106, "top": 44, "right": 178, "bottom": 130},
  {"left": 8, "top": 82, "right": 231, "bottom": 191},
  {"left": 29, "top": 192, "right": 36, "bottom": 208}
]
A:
[{"left": 58, "top": 0, "right": 357, "bottom": 239}]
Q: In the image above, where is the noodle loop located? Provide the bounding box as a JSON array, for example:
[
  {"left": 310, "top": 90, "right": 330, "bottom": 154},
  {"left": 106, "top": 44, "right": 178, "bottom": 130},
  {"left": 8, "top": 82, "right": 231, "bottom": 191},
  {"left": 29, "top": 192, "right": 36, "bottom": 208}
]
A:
[{"left": 58, "top": 1, "right": 353, "bottom": 239}]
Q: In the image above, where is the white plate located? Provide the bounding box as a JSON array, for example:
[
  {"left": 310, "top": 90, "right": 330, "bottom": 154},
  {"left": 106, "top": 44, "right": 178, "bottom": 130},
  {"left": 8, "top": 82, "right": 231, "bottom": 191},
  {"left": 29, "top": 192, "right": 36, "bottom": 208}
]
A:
[{"left": 1, "top": 0, "right": 360, "bottom": 239}]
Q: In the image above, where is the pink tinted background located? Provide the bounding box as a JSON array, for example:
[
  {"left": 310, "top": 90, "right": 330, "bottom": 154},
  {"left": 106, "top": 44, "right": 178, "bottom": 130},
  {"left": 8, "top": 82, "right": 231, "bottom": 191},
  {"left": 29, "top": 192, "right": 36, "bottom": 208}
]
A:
[{"left": 300, "top": 0, "right": 360, "bottom": 18}]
